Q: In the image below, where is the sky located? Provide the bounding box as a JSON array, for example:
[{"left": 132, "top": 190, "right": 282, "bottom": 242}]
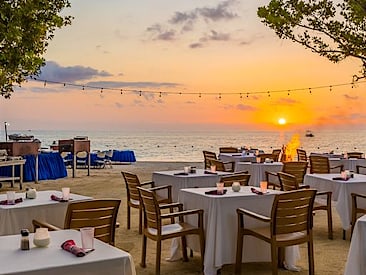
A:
[{"left": 1, "top": 0, "right": 365, "bottom": 132}]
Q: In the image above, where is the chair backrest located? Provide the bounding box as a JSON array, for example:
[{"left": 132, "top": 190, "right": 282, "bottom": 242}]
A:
[
  {"left": 64, "top": 199, "right": 121, "bottom": 245},
  {"left": 271, "top": 149, "right": 282, "bottom": 162},
  {"left": 282, "top": 161, "right": 308, "bottom": 184},
  {"left": 209, "top": 158, "right": 233, "bottom": 172},
  {"left": 297, "top": 149, "right": 307, "bottom": 162},
  {"left": 121, "top": 171, "right": 141, "bottom": 202},
  {"left": 220, "top": 172, "right": 251, "bottom": 187},
  {"left": 96, "top": 151, "right": 106, "bottom": 159},
  {"left": 76, "top": 151, "right": 88, "bottom": 158},
  {"left": 219, "top": 147, "right": 239, "bottom": 153},
  {"left": 271, "top": 189, "right": 316, "bottom": 236},
  {"left": 257, "top": 153, "right": 275, "bottom": 162},
  {"left": 138, "top": 187, "right": 162, "bottom": 232},
  {"left": 105, "top": 150, "right": 114, "bottom": 159},
  {"left": 347, "top": 152, "right": 363, "bottom": 159},
  {"left": 203, "top": 150, "right": 217, "bottom": 169},
  {"left": 277, "top": 171, "right": 299, "bottom": 191},
  {"left": 309, "top": 155, "right": 330, "bottom": 173}
]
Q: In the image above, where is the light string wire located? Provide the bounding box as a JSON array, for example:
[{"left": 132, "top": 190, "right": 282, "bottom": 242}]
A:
[{"left": 27, "top": 76, "right": 366, "bottom": 97}]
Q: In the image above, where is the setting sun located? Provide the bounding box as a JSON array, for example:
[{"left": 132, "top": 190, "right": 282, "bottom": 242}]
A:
[{"left": 278, "top": 118, "right": 287, "bottom": 125}]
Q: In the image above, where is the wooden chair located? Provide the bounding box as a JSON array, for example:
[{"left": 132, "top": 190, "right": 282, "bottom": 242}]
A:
[
  {"left": 203, "top": 150, "right": 217, "bottom": 169},
  {"left": 356, "top": 165, "right": 366, "bottom": 174},
  {"left": 257, "top": 153, "right": 275, "bottom": 163},
  {"left": 278, "top": 172, "right": 333, "bottom": 239},
  {"left": 209, "top": 158, "right": 235, "bottom": 172},
  {"left": 219, "top": 172, "right": 251, "bottom": 187},
  {"left": 138, "top": 187, "right": 205, "bottom": 275},
  {"left": 33, "top": 199, "right": 121, "bottom": 246},
  {"left": 235, "top": 189, "right": 316, "bottom": 275},
  {"left": 121, "top": 171, "right": 172, "bottom": 234},
  {"left": 271, "top": 149, "right": 282, "bottom": 162},
  {"left": 219, "top": 147, "right": 239, "bottom": 153},
  {"left": 351, "top": 192, "right": 366, "bottom": 237},
  {"left": 265, "top": 161, "right": 308, "bottom": 190},
  {"left": 309, "top": 155, "right": 344, "bottom": 173},
  {"left": 297, "top": 148, "right": 308, "bottom": 162},
  {"left": 347, "top": 152, "right": 363, "bottom": 159}
]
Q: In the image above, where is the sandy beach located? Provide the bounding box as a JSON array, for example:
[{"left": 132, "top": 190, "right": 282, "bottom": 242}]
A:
[{"left": 0, "top": 161, "right": 350, "bottom": 274}]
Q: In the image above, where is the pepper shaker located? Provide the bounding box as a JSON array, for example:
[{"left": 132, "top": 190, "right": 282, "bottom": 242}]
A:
[{"left": 20, "top": 229, "right": 30, "bottom": 250}]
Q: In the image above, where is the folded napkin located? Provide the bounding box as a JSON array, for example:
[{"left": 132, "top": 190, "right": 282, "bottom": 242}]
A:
[
  {"left": 332, "top": 177, "right": 350, "bottom": 181},
  {"left": 50, "top": 194, "right": 70, "bottom": 202},
  {"left": 173, "top": 172, "right": 189, "bottom": 176},
  {"left": 204, "top": 170, "right": 217, "bottom": 175},
  {"left": 61, "top": 240, "right": 86, "bottom": 257},
  {"left": 251, "top": 187, "right": 264, "bottom": 195},
  {"left": 204, "top": 189, "right": 227, "bottom": 195},
  {"left": 0, "top": 198, "right": 23, "bottom": 205}
]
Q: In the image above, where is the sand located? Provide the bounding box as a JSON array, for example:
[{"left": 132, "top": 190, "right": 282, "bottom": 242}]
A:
[{"left": 0, "top": 161, "right": 350, "bottom": 274}]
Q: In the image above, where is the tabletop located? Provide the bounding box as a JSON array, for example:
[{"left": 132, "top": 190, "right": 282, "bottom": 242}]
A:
[
  {"left": 235, "top": 162, "right": 283, "bottom": 186},
  {"left": 0, "top": 229, "right": 136, "bottom": 275}
]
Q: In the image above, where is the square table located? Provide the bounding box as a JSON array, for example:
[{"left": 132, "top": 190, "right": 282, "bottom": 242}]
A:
[
  {"left": 329, "top": 158, "right": 366, "bottom": 172},
  {"left": 0, "top": 229, "right": 136, "bottom": 275},
  {"left": 218, "top": 153, "right": 256, "bottom": 163},
  {"left": 304, "top": 173, "right": 366, "bottom": 230},
  {"left": 175, "top": 186, "right": 299, "bottom": 275},
  {"left": 152, "top": 169, "right": 232, "bottom": 201},
  {"left": 344, "top": 215, "right": 366, "bottom": 275},
  {"left": 0, "top": 190, "right": 92, "bottom": 236},
  {"left": 235, "top": 162, "right": 283, "bottom": 186}
]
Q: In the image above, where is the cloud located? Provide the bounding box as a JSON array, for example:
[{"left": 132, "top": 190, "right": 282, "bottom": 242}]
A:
[
  {"left": 189, "top": 42, "right": 204, "bottom": 49},
  {"left": 236, "top": 103, "right": 256, "bottom": 111},
  {"left": 37, "top": 61, "right": 112, "bottom": 82},
  {"left": 277, "top": 97, "right": 298, "bottom": 104},
  {"left": 87, "top": 81, "right": 179, "bottom": 89},
  {"left": 343, "top": 94, "right": 358, "bottom": 100},
  {"left": 115, "top": 102, "right": 123, "bottom": 109}
]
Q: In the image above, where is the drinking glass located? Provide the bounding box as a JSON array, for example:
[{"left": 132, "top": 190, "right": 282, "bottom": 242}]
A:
[
  {"left": 216, "top": 182, "right": 224, "bottom": 194},
  {"left": 6, "top": 191, "right": 16, "bottom": 205},
  {"left": 80, "top": 227, "right": 95, "bottom": 250},
  {"left": 62, "top": 187, "right": 70, "bottom": 201},
  {"left": 260, "top": 181, "right": 268, "bottom": 193}
]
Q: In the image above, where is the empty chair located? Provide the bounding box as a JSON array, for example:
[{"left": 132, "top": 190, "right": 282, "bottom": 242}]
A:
[
  {"left": 60, "top": 151, "right": 72, "bottom": 167},
  {"left": 257, "top": 153, "right": 276, "bottom": 163},
  {"left": 33, "top": 199, "right": 121, "bottom": 245},
  {"left": 76, "top": 151, "right": 88, "bottom": 168},
  {"left": 297, "top": 148, "right": 308, "bottom": 162},
  {"left": 266, "top": 161, "right": 308, "bottom": 189},
  {"left": 138, "top": 187, "right": 205, "bottom": 275},
  {"left": 219, "top": 172, "right": 251, "bottom": 187},
  {"left": 219, "top": 147, "right": 239, "bottom": 153},
  {"left": 235, "top": 189, "right": 316, "bottom": 275},
  {"left": 209, "top": 158, "right": 235, "bottom": 172},
  {"left": 203, "top": 150, "right": 217, "bottom": 169},
  {"left": 271, "top": 149, "right": 282, "bottom": 162},
  {"left": 309, "top": 155, "right": 344, "bottom": 173},
  {"left": 347, "top": 152, "right": 364, "bottom": 159},
  {"left": 104, "top": 149, "right": 114, "bottom": 168},
  {"left": 121, "top": 171, "right": 172, "bottom": 234},
  {"left": 94, "top": 151, "right": 106, "bottom": 168},
  {"left": 351, "top": 192, "right": 366, "bottom": 237},
  {"left": 278, "top": 172, "right": 333, "bottom": 239}
]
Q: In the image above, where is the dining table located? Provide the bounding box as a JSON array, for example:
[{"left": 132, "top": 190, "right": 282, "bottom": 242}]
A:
[
  {"left": 0, "top": 190, "right": 92, "bottom": 236},
  {"left": 235, "top": 161, "right": 283, "bottom": 186},
  {"left": 328, "top": 158, "right": 366, "bottom": 172},
  {"left": 152, "top": 168, "right": 232, "bottom": 201},
  {"left": 304, "top": 173, "right": 366, "bottom": 230},
  {"left": 172, "top": 186, "right": 300, "bottom": 275},
  {"left": 218, "top": 153, "right": 256, "bottom": 163},
  {"left": 0, "top": 229, "right": 136, "bottom": 275},
  {"left": 344, "top": 215, "right": 366, "bottom": 275}
]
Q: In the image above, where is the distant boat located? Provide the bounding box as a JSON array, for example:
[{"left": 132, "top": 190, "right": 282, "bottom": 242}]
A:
[
  {"left": 305, "top": 130, "right": 314, "bottom": 137},
  {"left": 8, "top": 133, "right": 34, "bottom": 141}
]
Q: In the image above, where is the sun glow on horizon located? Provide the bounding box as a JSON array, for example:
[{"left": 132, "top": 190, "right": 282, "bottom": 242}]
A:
[{"left": 278, "top": 118, "right": 287, "bottom": 125}]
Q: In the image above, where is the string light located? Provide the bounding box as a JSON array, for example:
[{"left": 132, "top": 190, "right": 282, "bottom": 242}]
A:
[
  {"left": 100, "top": 88, "right": 103, "bottom": 94},
  {"left": 139, "top": 91, "right": 142, "bottom": 96},
  {"left": 309, "top": 88, "right": 312, "bottom": 94},
  {"left": 329, "top": 86, "right": 332, "bottom": 92},
  {"left": 43, "top": 81, "right": 46, "bottom": 87}
]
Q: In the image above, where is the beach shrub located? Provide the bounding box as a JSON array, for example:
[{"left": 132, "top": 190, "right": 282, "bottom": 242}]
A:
[{"left": 0, "top": 0, "right": 72, "bottom": 98}]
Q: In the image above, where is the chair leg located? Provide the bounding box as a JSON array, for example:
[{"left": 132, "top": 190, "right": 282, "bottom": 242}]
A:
[
  {"left": 127, "top": 205, "right": 131, "bottom": 230},
  {"left": 308, "top": 240, "right": 315, "bottom": 275},
  {"left": 138, "top": 208, "right": 142, "bottom": 234},
  {"left": 235, "top": 231, "right": 244, "bottom": 274},
  {"left": 327, "top": 207, "right": 333, "bottom": 240},
  {"left": 140, "top": 235, "right": 147, "bottom": 268},
  {"left": 199, "top": 232, "right": 205, "bottom": 272},
  {"left": 343, "top": 229, "right": 346, "bottom": 240},
  {"left": 156, "top": 240, "right": 162, "bottom": 275},
  {"left": 270, "top": 244, "right": 278, "bottom": 275},
  {"left": 181, "top": 236, "right": 188, "bottom": 262}
]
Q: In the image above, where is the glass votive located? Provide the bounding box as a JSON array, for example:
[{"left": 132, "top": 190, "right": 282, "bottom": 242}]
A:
[
  {"left": 184, "top": 166, "right": 190, "bottom": 173},
  {"left": 216, "top": 182, "right": 224, "bottom": 194},
  {"left": 6, "top": 191, "right": 16, "bottom": 205},
  {"left": 61, "top": 187, "right": 70, "bottom": 201},
  {"left": 260, "top": 181, "right": 268, "bottom": 193},
  {"left": 210, "top": 165, "right": 216, "bottom": 172},
  {"left": 256, "top": 157, "right": 261, "bottom": 163}
]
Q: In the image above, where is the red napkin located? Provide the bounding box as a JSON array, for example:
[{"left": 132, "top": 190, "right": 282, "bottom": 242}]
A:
[
  {"left": 61, "top": 240, "right": 86, "bottom": 257},
  {"left": 332, "top": 177, "right": 350, "bottom": 181},
  {"left": 205, "top": 189, "right": 227, "bottom": 195},
  {"left": 204, "top": 170, "right": 217, "bottom": 175},
  {"left": 0, "top": 198, "right": 23, "bottom": 205},
  {"left": 251, "top": 187, "right": 264, "bottom": 195},
  {"left": 50, "top": 195, "right": 70, "bottom": 202}
]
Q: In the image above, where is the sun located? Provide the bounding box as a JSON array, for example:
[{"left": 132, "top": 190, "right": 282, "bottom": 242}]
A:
[{"left": 278, "top": 118, "right": 287, "bottom": 125}]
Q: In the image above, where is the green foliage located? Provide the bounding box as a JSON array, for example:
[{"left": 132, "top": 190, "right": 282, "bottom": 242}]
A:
[
  {"left": 0, "top": 0, "right": 72, "bottom": 98},
  {"left": 258, "top": 0, "right": 366, "bottom": 80}
]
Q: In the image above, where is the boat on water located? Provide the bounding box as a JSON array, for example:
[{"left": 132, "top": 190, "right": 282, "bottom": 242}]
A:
[
  {"left": 305, "top": 130, "right": 314, "bottom": 137},
  {"left": 8, "top": 133, "right": 35, "bottom": 141}
]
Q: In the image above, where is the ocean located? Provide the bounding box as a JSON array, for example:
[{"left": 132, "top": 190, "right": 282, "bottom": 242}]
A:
[{"left": 3, "top": 129, "right": 366, "bottom": 162}]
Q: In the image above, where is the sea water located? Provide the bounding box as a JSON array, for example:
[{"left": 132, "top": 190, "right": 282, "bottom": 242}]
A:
[{"left": 2, "top": 129, "right": 366, "bottom": 162}]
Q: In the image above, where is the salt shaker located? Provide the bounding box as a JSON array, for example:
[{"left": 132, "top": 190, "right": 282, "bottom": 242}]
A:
[{"left": 20, "top": 229, "right": 30, "bottom": 250}]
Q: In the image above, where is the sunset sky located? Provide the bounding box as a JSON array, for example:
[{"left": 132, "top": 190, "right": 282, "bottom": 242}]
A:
[{"left": 1, "top": 0, "right": 365, "bottom": 132}]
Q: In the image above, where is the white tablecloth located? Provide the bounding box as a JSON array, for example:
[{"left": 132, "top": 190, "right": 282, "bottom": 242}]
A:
[
  {"left": 344, "top": 215, "right": 366, "bottom": 275},
  {"left": 176, "top": 186, "right": 300, "bottom": 275},
  {"left": 219, "top": 153, "right": 256, "bottom": 163},
  {"left": 0, "top": 229, "right": 136, "bottom": 275},
  {"left": 304, "top": 173, "right": 366, "bottom": 230},
  {"left": 235, "top": 162, "right": 283, "bottom": 186},
  {"left": 152, "top": 169, "right": 232, "bottom": 201},
  {"left": 329, "top": 158, "right": 366, "bottom": 172},
  {"left": 0, "top": 190, "right": 92, "bottom": 235}
]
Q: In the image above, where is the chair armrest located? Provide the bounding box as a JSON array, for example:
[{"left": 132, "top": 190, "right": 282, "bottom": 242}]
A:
[
  {"left": 356, "top": 165, "right": 366, "bottom": 174},
  {"left": 161, "top": 209, "right": 203, "bottom": 220},
  {"left": 351, "top": 192, "right": 366, "bottom": 200},
  {"left": 299, "top": 184, "right": 310, "bottom": 189},
  {"left": 140, "top": 181, "right": 155, "bottom": 187},
  {"left": 330, "top": 164, "right": 344, "bottom": 172},
  {"left": 237, "top": 208, "right": 270, "bottom": 223},
  {"left": 265, "top": 171, "right": 280, "bottom": 190},
  {"left": 149, "top": 185, "right": 171, "bottom": 192},
  {"left": 32, "top": 219, "right": 61, "bottom": 231},
  {"left": 159, "top": 202, "right": 183, "bottom": 211}
]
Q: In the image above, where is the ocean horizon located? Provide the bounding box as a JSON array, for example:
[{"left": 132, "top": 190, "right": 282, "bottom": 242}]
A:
[{"left": 1, "top": 129, "right": 365, "bottom": 162}]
